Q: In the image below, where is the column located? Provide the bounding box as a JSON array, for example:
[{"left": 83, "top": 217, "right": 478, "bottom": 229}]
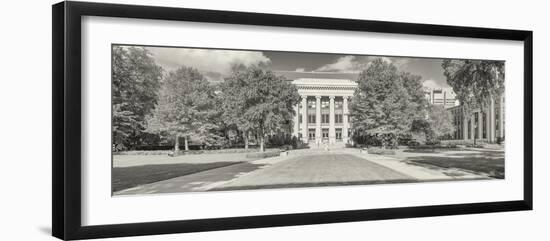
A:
[
  {"left": 462, "top": 109, "right": 468, "bottom": 140},
  {"left": 499, "top": 95, "right": 504, "bottom": 138},
  {"left": 490, "top": 106, "right": 492, "bottom": 143},
  {"left": 489, "top": 97, "right": 495, "bottom": 143},
  {"left": 315, "top": 96, "right": 322, "bottom": 145},
  {"left": 301, "top": 96, "right": 308, "bottom": 143},
  {"left": 470, "top": 115, "right": 475, "bottom": 141},
  {"left": 293, "top": 103, "right": 299, "bottom": 138},
  {"left": 329, "top": 96, "right": 335, "bottom": 144},
  {"left": 477, "top": 110, "right": 483, "bottom": 142},
  {"left": 343, "top": 96, "right": 349, "bottom": 143}
]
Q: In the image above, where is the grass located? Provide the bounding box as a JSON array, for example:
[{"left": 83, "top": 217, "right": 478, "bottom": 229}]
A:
[
  {"left": 112, "top": 162, "right": 240, "bottom": 192},
  {"left": 406, "top": 153, "right": 504, "bottom": 178}
]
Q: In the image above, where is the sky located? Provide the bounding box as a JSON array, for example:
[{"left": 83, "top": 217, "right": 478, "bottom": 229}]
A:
[{"left": 141, "top": 45, "right": 451, "bottom": 89}]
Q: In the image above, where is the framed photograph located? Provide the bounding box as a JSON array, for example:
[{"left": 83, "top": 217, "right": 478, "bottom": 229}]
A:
[{"left": 52, "top": 1, "right": 533, "bottom": 240}]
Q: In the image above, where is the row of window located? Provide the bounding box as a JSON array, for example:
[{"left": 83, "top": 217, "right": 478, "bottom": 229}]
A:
[
  {"left": 300, "top": 114, "right": 346, "bottom": 124},
  {"left": 304, "top": 99, "right": 346, "bottom": 109},
  {"left": 303, "top": 128, "right": 352, "bottom": 140}
]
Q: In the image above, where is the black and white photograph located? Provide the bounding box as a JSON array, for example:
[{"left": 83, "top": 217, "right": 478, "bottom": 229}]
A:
[
  {"left": 2, "top": 0, "right": 545, "bottom": 240},
  {"left": 111, "top": 45, "right": 506, "bottom": 195}
]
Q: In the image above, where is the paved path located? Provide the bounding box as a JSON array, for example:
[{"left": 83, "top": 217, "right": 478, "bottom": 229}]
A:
[
  {"left": 214, "top": 153, "right": 415, "bottom": 190},
  {"left": 355, "top": 153, "right": 486, "bottom": 181},
  {"left": 114, "top": 149, "right": 491, "bottom": 195}
]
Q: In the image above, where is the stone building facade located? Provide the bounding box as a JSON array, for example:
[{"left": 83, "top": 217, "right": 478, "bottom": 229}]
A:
[
  {"left": 287, "top": 76, "right": 505, "bottom": 144},
  {"left": 290, "top": 78, "right": 357, "bottom": 145}
]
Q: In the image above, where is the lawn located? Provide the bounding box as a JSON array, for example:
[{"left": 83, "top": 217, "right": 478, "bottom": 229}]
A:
[
  {"left": 112, "top": 162, "right": 240, "bottom": 192},
  {"left": 403, "top": 150, "right": 505, "bottom": 178}
]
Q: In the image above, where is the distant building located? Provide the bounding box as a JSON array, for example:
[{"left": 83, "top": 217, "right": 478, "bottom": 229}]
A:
[
  {"left": 281, "top": 71, "right": 504, "bottom": 145},
  {"left": 290, "top": 78, "right": 357, "bottom": 145},
  {"left": 424, "top": 87, "right": 458, "bottom": 109},
  {"left": 447, "top": 95, "right": 505, "bottom": 142}
]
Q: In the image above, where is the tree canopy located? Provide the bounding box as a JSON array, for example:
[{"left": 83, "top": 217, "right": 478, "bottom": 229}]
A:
[
  {"left": 442, "top": 59, "right": 505, "bottom": 112},
  {"left": 222, "top": 66, "right": 299, "bottom": 151},
  {"left": 112, "top": 46, "right": 163, "bottom": 149},
  {"left": 350, "top": 58, "right": 427, "bottom": 146},
  {"left": 146, "top": 66, "right": 221, "bottom": 152},
  {"left": 411, "top": 105, "right": 456, "bottom": 143}
]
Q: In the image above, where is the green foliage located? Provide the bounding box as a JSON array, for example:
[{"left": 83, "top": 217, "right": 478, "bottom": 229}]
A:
[
  {"left": 428, "top": 105, "right": 455, "bottom": 139},
  {"left": 146, "top": 66, "right": 222, "bottom": 150},
  {"left": 442, "top": 59, "right": 505, "bottom": 113},
  {"left": 410, "top": 105, "right": 455, "bottom": 144},
  {"left": 350, "top": 58, "right": 427, "bottom": 147},
  {"left": 112, "top": 46, "right": 163, "bottom": 149},
  {"left": 222, "top": 66, "right": 300, "bottom": 151}
]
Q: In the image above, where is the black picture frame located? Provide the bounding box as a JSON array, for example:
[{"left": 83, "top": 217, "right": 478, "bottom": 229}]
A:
[{"left": 52, "top": 1, "right": 533, "bottom": 240}]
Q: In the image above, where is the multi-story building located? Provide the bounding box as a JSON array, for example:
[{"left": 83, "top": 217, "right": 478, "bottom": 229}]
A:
[
  {"left": 447, "top": 95, "right": 505, "bottom": 142},
  {"left": 425, "top": 87, "right": 458, "bottom": 109},
  {"left": 290, "top": 78, "right": 357, "bottom": 145},
  {"left": 282, "top": 73, "right": 504, "bottom": 145}
]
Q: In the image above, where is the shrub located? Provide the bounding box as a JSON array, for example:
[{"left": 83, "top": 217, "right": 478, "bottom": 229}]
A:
[
  {"left": 465, "top": 144, "right": 485, "bottom": 148},
  {"left": 245, "top": 150, "right": 281, "bottom": 159},
  {"left": 114, "top": 148, "right": 279, "bottom": 156},
  {"left": 408, "top": 144, "right": 459, "bottom": 150},
  {"left": 366, "top": 147, "right": 396, "bottom": 155}
]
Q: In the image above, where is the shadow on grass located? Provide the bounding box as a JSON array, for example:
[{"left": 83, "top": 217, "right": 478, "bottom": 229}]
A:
[
  {"left": 406, "top": 153, "right": 504, "bottom": 179},
  {"left": 112, "top": 162, "right": 241, "bottom": 193},
  {"left": 211, "top": 179, "right": 417, "bottom": 191},
  {"left": 403, "top": 149, "right": 440, "bottom": 154}
]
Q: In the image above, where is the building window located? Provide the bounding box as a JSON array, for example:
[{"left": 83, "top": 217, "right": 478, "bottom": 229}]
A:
[
  {"left": 308, "top": 129, "right": 315, "bottom": 140},
  {"left": 308, "top": 114, "right": 316, "bottom": 124},
  {"left": 321, "top": 114, "right": 329, "bottom": 123},
  {"left": 335, "top": 114, "right": 343, "bottom": 124},
  {"left": 468, "top": 120, "right": 471, "bottom": 139},
  {"left": 335, "top": 99, "right": 343, "bottom": 109},
  {"left": 307, "top": 99, "right": 316, "bottom": 109},
  {"left": 336, "top": 128, "right": 342, "bottom": 140},
  {"left": 474, "top": 113, "right": 479, "bottom": 139},
  {"left": 322, "top": 128, "right": 329, "bottom": 139},
  {"left": 321, "top": 99, "right": 329, "bottom": 109},
  {"left": 299, "top": 115, "right": 302, "bottom": 124}
]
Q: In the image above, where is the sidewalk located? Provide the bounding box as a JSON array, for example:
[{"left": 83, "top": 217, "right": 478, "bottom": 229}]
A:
[{"left": 354, "top": 152, "right": 489, "bottom": 181}]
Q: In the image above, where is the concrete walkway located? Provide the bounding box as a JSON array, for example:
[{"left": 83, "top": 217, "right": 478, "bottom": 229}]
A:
[
  {"left": 114, "top": 148, "right": 491, "bottom": 195},
  {"left": 354, "top": 153, "right": 487, "bottom": 181},
  {"left": 213, "top": 153, "right": 415, "bottom": 190}
]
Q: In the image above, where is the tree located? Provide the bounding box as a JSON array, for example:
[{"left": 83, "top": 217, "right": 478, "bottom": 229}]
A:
[
  {"left": 112, "top": 46, "right": 163, "bottom": 149},
  {"left": 442, "top": 59, "right": 504, "bottom": 143},
  {"left": 220, "top": 66, "right": 255, "bottom": 150},
  {"left": 146, "top": 66, "right": 221, "bottom": 153},
  {"left": 350, "top": 58, "right": 427, "bottom": 148},
  {"left": 223, "top": 66, "right": 299, "bottom": 152},
  {"left": 412, "top": 105, "right": 455, "bottom": 144},
  {"left": 428, "top": 105, "right": 455, "bottom": 139}
]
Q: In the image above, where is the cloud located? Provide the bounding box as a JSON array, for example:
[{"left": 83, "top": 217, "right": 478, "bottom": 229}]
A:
[
  {"left": 315, "top": 56, "right": 366, "bottom": 73},
  {"left": 295, "top": 68, "right": 306, "bottom": 72},
  {"left": 422, "top": 79, "right": 449, "bottom": 89},
  {"left": 145, "top": 47, "right": 271, "bottom": 78},
  {"left": 315, "top": 56, "right": 410, "bottom": 73}
]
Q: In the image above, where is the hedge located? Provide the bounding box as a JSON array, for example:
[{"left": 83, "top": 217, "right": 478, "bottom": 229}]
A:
[
  {"left": 366, "top": 147, "right": 396, "bottom": 155},
  {"left": 245, "top": 150, "right": 282, "bottom": 159}
]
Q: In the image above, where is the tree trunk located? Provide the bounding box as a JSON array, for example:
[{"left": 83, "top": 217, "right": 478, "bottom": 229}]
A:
[
  {"left": 259, "top": 135, "right": 265, "bottom": 152},
  {"left": 184, "top": 136, "right": 189, "bottom": 151},
  {"left": 174, "top": 135, "right": 180, "bottom": 150},
  {"left": 243, "top": 131, "right": 249, "bottom": 150},
  {"left": 174, "top": 135, "right": 179, "bottom": 156}
]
